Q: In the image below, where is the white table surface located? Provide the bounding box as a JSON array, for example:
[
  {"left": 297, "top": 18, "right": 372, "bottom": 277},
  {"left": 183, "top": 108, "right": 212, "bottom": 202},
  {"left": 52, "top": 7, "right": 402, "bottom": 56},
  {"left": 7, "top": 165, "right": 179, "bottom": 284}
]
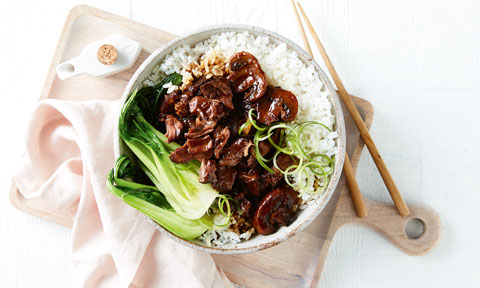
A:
[{"left": 1, "top": 0, "right": 479, "bottom": 287}]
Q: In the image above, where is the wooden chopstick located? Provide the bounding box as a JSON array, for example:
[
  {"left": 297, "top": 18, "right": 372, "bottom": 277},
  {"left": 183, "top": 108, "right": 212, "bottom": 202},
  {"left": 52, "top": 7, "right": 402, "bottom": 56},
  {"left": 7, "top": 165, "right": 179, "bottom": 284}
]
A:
[
  {"left": 290, "top": 0, "right": 367, "bottom": 218},
  {"left": 295, "top": 1, "right": 409, "bottom": 217},
  {"left": 290, "top": 0, "right": 313, "bottom": 57}
]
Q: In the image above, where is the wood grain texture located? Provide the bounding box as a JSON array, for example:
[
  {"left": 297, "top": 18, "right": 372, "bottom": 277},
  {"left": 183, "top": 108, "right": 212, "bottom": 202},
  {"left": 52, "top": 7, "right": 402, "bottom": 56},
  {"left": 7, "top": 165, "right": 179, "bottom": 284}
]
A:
[{"left": 7, "top": 6, "right": 441, "bottom": 288}]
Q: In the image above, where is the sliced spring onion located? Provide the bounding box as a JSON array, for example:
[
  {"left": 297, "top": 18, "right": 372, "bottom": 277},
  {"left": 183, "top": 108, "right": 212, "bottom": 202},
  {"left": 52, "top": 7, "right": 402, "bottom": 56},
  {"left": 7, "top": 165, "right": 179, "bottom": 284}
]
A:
[
  {"left": 238, "top": 120, "right": 251, "bottom": 136},
  {"left": 236, "top": 107, "right": 335, "bottom": 195},
  {"left": 254, "top": 130, "right": 275, "bottom": 174},
  {"left": 246, "top": 112, "right": 335, "bottom": 194},
  {"left": 215, "top": 195, "right": 232, "bottom": 227},
  {"left": 266, "top": 124, "right": 298, "bottom": 155},
  {"left": 248, "top": 108, "right": 267, "bottom": 131}
]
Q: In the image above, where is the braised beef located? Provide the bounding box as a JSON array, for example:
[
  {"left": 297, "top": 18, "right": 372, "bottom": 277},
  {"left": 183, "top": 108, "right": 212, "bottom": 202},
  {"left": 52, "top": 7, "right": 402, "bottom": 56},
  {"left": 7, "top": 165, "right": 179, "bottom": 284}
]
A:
[
  {"left": 188, "top": 96, "right": 228, "bottom": 123},
  {"left": 186, "top": 135, "right": 214, "bottom": 160},
  {"left": 213, "top": 126, "right": 230, "bottom": 159},
  {"left": 252, "top": 187, "right": 297, "bottom": 235},
  {"left": 170, "top": 144, "right": 193, "bottom": 164},
  {"left": 179, "top": 115, "right": 196, "bottom": 131},
  {"left": 184, "top": 76, "right": 209, "bottom": 97},
  {"left": 275, "top": 153, "right": 297, "bottom": 171},
  {"left": 159, "top": 90, "right": 180, "bottom": 115},
  {"left": 212, "top": 165, "right": 237, "bottom": 192},
  {"left": 228, "top": 52, "right": 268, "bottom": 102},
  {"left": 164, "top": 115, "right": 184, "bottom": 143},
  {"left": 219, "top": 138, "right": 252, "bottom": 167},
  {"left": 174, "top": 96, "right": 190, "bottom": 118},
  {"left": 246, "top": 154, "right": 257, "bottom": 168},
  {"left": 258, "top": 153, "right": 297, "bottom": 189},
  {"left": 220, "top": 113, "right": 246, "bottom": 137},
  {"left": 200, "top": 77, "right": 234, "bottom": 110},
  {"left": 237, "top": 169, "right": 263, "bottom": 197},
  {"left": 262, "top": 170, "right": 284, "bottom": 188},
  {"left": 199, "top": 159, "right": 217, "bottom": 183},
  {"left": 160, "top": 51, "right": 302, "bottom": 236},
  {"left": 185, "top": 117, "right": 216, "bottom": 139},
  {"left": 238, "top": 147, "right": 261, "bottom": 170},
  {"left": 234, "top": 191, "right": 252, "bottom": 216},
  {"left": 257, "top": 141, "right": 272, "bottom": 157},
  {"left": 255, "top": 87, "right": 299, "bottom": 125}
]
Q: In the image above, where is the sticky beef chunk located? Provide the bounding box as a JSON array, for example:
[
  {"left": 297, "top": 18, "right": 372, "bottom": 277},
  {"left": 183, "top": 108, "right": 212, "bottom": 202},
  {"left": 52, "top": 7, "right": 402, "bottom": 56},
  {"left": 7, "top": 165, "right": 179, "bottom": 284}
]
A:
[
  {"left": 199, "top": 159, "right": 217, "bottom": 183},
  {"left": 200, "top": 77, "right": 234, "bottom": 110},
  {"left": 237, "top": 168, "right": 263, "bottom": 197},
  {"left": 159, "top": 90, "right": 180, "bottom": 115},
  {"left": 189, "top": 96, "right": 228, "bottom": 122},
  {"left": 213, "top": 126, "right": 230, "bottom": 159},
  {"left": 164, "top": 114, "right": 185, "bottom": 143},
  {"left": 219, "top": 138, "right": 252, "bottom": 167},
  {"left": 186, "top": 135, "right": 214, "bottom": 160},
  {"left": 233, "top": 190, "right": 252, "bottom": 216},
  {"left": 183, "top": 75, "right": 209, "bottom": 98},
  {"left": 212, "top": 165, "right": 237, "bottom": 192},
  {"left": 185, "top": 117, "right": 216, "bottom": 139},
  {"left": 170, "top": 144, "right": 193, "bottom": 164},
  {"left": 174, "top": 95, "right": 190, "bottom": 118}
]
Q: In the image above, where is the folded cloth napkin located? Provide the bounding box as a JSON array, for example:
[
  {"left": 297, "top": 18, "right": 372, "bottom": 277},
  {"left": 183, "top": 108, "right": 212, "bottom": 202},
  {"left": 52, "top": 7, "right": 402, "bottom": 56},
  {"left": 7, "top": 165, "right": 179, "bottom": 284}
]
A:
[{"left": 14, "top": 98, "right": 232, "bottom": 288}]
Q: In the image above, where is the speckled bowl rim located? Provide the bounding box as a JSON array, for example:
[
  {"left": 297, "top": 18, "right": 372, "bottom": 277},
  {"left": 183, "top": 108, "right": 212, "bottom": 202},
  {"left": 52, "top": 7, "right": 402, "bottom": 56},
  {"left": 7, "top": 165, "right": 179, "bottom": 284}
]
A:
[{"left": 113, "top": 24, "right": 346, "bottom": 255}]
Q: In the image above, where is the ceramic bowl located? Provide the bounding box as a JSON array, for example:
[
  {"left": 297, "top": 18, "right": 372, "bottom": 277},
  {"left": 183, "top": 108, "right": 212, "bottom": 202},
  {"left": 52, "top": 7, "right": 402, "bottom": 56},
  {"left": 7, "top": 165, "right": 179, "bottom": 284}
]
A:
[{"left": 114, "top": 24, "right": 346, "bottom": 254}]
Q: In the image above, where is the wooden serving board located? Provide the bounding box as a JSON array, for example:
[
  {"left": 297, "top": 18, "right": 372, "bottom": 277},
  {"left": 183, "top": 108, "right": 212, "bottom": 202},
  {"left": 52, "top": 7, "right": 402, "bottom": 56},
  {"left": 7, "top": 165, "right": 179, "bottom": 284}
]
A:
[{"left": 9, "top": 5, "right": 441, "bottom": 288}]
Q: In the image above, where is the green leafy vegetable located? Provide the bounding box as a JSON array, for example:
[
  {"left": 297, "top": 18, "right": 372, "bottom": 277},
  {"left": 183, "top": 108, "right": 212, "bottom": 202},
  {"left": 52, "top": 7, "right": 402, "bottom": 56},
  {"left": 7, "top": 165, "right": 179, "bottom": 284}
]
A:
[
  {"left": 135, "top": 73, "right": 182, "bottom": 125},
  {"left": 107, "top": 73, "right": 234, "bottom": 240},
  {"left": 117, "top": 76, "right": 230, "bottom": 222},
  {"left": 107, "top": 156, "right": 216, "bottom": 239}
]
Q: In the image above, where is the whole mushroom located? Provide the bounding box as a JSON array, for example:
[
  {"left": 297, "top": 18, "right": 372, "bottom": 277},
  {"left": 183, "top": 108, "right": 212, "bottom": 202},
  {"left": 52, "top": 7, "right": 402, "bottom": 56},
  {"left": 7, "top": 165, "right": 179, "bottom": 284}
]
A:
[
  {"left": 252, "top": 186, "right": 298, "bottom": 235},
  {"left": 255, "top": 87, "right": 299, "bottom": 125},
  {"left": 228, "top": 52, "right": 268, "bottom": 102}
]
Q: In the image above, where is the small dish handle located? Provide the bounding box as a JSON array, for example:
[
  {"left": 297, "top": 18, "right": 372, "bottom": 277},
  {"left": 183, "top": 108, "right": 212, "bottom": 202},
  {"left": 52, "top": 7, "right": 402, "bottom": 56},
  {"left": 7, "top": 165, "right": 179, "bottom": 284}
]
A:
[{"left": 56, "top": 57, "right": 84, "bottom": 80}]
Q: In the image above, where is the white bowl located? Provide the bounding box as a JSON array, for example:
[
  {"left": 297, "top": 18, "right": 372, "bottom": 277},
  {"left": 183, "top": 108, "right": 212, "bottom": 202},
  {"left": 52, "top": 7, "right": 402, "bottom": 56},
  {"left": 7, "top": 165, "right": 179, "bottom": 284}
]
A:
[{"left": 114, "top": 24, "right": 346, "bottom": 254}]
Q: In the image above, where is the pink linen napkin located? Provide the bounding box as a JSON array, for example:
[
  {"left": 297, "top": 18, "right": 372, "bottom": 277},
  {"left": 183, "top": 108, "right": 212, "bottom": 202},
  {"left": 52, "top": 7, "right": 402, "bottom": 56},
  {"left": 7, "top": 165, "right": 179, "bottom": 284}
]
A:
[{"left": 14, "top": 98, "right": 232, "bottom": 288}]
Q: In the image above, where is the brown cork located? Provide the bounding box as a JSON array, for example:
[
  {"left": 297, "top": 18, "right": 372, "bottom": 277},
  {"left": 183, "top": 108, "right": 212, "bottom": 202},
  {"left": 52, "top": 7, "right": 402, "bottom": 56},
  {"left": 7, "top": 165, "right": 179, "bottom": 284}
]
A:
[{"left": 97, "top": 44, "right": 118, "bottom": 65}]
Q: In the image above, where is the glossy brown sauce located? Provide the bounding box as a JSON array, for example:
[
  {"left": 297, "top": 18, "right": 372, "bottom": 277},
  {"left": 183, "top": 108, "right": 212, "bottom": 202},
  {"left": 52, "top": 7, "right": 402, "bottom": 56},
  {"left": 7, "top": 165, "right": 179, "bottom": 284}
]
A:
[{"left": 158, "top": 52, "right": 301, "bottom": 235}]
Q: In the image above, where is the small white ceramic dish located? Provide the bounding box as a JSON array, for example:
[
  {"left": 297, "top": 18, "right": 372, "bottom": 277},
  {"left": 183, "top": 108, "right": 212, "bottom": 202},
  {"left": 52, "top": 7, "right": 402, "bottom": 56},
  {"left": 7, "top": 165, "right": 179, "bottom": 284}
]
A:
[
  {"left": 113, "top": 24, "right": 346, "bottom": 254},
  {"left": 56, "top": 34, "right": 141, "bottom": 80}
]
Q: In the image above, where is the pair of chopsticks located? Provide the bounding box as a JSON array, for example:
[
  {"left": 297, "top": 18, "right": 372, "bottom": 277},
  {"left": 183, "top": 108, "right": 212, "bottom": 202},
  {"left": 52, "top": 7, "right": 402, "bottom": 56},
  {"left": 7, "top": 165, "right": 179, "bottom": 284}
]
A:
[{"left": 291, "top": 0, "right": 409, "bottom": 217}]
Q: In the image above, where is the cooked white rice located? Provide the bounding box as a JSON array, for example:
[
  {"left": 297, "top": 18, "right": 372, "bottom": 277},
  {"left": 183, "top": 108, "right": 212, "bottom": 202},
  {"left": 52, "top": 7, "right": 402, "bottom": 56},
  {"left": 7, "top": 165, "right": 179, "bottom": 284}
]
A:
[{"left": 144, "top": 32, "right": 338, "bottom": 246}]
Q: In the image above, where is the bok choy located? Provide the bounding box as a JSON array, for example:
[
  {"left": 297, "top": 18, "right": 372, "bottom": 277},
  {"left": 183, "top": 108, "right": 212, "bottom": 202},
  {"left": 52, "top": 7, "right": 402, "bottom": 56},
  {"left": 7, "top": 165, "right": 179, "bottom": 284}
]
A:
[
  {"left": 107, "top": 73, "right": 231, "bottom": 239},
  {"left": 107, "top": 156, "right": 216, "bottom": 239}
]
